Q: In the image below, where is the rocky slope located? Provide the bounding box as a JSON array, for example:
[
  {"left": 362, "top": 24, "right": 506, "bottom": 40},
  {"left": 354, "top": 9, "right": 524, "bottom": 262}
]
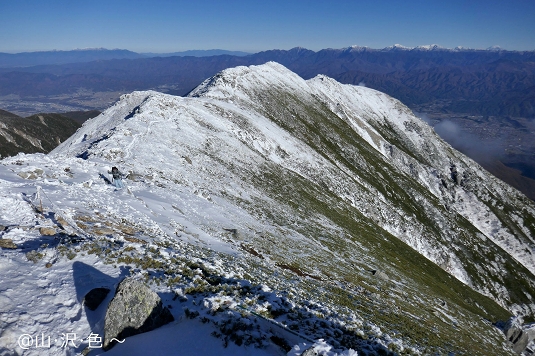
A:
[
  {"left": 0, "top": 110, "right": 81, "bottom": 158},
  {"left": 1, "top": 62, "right": 534, "bottom": 355}
]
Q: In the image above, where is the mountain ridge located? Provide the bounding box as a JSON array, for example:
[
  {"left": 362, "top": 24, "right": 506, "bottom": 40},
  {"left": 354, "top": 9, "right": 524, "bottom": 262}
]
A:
[
  {"left": 3, "top": 44, "right": 528, "bottom": 202},
  {"left": 1, "top": 62, "right": 534, "bottom": 355},
  {"left": 0, "top": 48, "right": 145, "bottom": 68},
  {"left": 0, "top": 110, "right": 83, "bottom": 158},
  {"left": 55, "top": 62, "right": 535, "bottom": 313}
]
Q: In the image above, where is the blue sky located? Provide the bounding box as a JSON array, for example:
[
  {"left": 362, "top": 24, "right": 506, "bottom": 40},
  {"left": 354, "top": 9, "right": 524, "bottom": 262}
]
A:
[{"left": 1, "top": 0, "right": 534, "bottom": 53}]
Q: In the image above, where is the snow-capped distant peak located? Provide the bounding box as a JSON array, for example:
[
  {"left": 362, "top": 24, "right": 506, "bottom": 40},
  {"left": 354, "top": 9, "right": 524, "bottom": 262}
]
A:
[
  {"left": 382, "top": 44, "right": 469, "bottom": 52},
  {"left": 383, "top": 44, "right": 412, "bottom": 51},
  {"left": 414, "top": 44, "right": 445, "bottom": 51},
  {"left": 345, "top": 45, "right": 370, "bottom": 52}
]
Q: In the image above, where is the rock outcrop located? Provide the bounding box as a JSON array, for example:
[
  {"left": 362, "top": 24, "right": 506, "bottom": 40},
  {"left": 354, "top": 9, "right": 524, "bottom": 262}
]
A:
[
  {"left": 0, "top": 238, "right": 16, "bottom": 249},
  {"left": 39, "top": 226, "right": 57, "bottom": 236},
  {"left": 503, "top": 317, "right": 535, "bottom": 354},
  {"left": 103, "top": 278, "right": 174, "bottom": 350}
]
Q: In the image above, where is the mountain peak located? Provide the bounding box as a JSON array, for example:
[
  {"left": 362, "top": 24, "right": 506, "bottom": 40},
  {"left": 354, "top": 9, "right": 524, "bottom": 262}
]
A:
[
  {"left": 30, "top": 62, "right": 535, "bottom": 355},
  {"left": 414, "top": 44, "right": 445, "bottom": 51},
  {"left": 187, "top": 61, "right": 309, "bottom": 100},
  {"left": 383, "top": 44, "right": 412, "bottom": 51},
  {"left": 486, "top": 45, "right": 503, "bottom": 51}
]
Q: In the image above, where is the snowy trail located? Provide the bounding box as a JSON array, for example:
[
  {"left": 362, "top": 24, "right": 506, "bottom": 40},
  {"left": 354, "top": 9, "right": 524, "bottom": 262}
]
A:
[{"left": 124, "top": 119, "right": 164, "bottom": 160}]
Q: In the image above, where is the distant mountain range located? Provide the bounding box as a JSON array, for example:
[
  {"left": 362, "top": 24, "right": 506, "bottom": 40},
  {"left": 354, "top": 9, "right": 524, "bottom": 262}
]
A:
[
  {"left": 1, "top": 46, "right": 533, "bottom": 117},
  {"left": 0, "top": 48, "right": 251, "bottom": 68},
  {"left": 141, "top": 49, "right": 251, "bottom": 58},
  {"left": 0, "top": 49, "right": 145, "bottom": 68},
  {"left": 0, "top": 45, "right": 525, "bottom": 68},
  {"left": 0, "top": 46, "right": 533, "bottom": 199}
]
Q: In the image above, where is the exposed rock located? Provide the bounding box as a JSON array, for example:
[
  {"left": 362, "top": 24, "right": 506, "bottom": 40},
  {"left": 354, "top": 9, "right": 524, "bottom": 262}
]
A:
[
  {"left": 103, "top": 278, "right": 174, "bottom": 350},
  {"left": 26, "top": 250, "right": 43, "bottom": 263},
  {"left": 0, "top": 239, "right": 17, "bottom": 249},
  {"left": 0, "top": 225, "right": 6, "bottom": 232},
  {"left": 505, "top": 317, "right": 523, "bottom": 342},
  {"left": 301, "top": 347, "right": 319, "bottom": 356},
  {"left": 524, "top": 326, "right": 535, "bottom": 353},
  {"left": 126, "top": 173, "right": 143, "bottom": 181},
  {"left": 503, "top": 317, "right": 535, "bottom": 354},
  {"left": 94, "top": 227, "right": 114, "bottom": 236},
  {"left": 119, "top": 225, "right": 136, "bottom": 235},
  {"left": 223, "top": 228, "right": 238, "bottom": 236},
  {"left": 370, "top": 269, "right": 388, "bottom": 280},
  {"left": 39, "top": 226, "right": 56, "bottom": 236},
  {"left": 17, "top": 168, "right": 43, "bottom": 180},
  {"left": 83, "top": 288, "right": 110, "bottom": 311},
  {"left": 450, "top": 164, "right": 459, "bottom": 184},
  {"left": 123, "top": 236, "right": 147, "bottom": 244},
  {"left": 56, "top": 216, "right": 69, "bottom": 229}
]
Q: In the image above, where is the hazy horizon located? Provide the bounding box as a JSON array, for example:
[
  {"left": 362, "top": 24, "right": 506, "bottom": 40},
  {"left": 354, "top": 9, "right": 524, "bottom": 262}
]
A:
[
  {"left": 1, "top": 43, "right": 532, "bottom": 56},
  {"left": 1, "top": 0, "right": 534, "bottom": 53}
]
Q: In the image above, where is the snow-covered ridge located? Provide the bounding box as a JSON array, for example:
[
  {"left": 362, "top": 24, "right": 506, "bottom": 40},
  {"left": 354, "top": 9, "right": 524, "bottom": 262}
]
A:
[
  {"left": 3, "top": 61, "right": 535, "bottom": 355},
  {"left": 54, "top": 62, "right": 535, "bottom": 294}
]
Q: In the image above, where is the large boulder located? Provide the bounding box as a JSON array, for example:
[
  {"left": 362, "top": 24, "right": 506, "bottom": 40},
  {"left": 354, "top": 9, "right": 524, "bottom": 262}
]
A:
[
  {"left": 103, "top": 278, "right": 174, "bottom": 350},
  {"left": 503, "top": 317, "right": 535, "bottom": 354}
]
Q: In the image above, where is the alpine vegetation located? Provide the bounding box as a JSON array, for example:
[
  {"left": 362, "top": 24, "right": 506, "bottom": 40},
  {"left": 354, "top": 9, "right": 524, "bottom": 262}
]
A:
[{"left": 1, "top": 62, "right": 534, "bottom": 355}]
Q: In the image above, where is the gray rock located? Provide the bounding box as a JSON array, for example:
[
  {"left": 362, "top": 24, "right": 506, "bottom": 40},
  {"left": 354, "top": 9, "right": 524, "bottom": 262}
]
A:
[
  {"left": 103, "top": 278, "right": 174, "bottom": 350},
  {"left": 0, "top": 225, "right": 6, "bottom": 232},
  {"left": 301, "top": 347, "right": 319, "bottom": 356},
  {"left": 504, "top": 317, "right": 523, "bottom": 343},
  {"left": 126, "top": 173, "right": 143, "bottom": 182},
  {"left": 370, "top": 269, "right": 388, "bottom": 280},
  {"left": 83, "top": 288, "right": 110, "bottom": 311},
  {"left": 503, "top": 317, "right": 535, "bottom": 354},
  {"left": 512, "top": 332, "right": 529, "bottom": 354}
]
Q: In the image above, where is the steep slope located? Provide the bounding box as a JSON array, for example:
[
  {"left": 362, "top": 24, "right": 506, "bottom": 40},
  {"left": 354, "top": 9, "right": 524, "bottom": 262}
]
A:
[
  {"left": 2, "top": 62, "right": 534, "bottom": 355},
  {"left": 184, "top": 62, "right": 535, "bottom": 311},
  {"left": 61, "top": 110, "right": 102, "bottom": 125},
  {"left": 0, "top": 110, "right": 81, "bottom": 158}
]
